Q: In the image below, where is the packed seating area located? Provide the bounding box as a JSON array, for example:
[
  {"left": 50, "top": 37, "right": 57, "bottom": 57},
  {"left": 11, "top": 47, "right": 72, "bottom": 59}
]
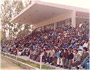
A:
[{"left": 2, "top": 21, "right": 89, "bottom": 69}]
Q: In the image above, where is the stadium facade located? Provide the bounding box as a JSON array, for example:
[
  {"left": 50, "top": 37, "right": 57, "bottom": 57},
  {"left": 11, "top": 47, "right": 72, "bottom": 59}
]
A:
[{"left": 10, "top": 0, "right": 89, "bottom": 31}]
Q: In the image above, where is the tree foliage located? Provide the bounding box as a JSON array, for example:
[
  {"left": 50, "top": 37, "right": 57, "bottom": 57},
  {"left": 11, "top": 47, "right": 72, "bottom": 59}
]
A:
[{"left": 1, "top": 0, "right": 32, "bottom": 40}]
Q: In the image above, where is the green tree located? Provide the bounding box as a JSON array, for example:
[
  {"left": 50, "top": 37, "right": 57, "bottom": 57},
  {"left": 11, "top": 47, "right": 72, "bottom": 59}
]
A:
[
  {"left": 24, "top": 0, "right": 32, "bottom": 7},
  {"left": 1, "top": 0, "right": 24, "bottom": 40},
  {"left": 1, "top": 0, "right": 12, "bottom": 40},
  {"left": 1, "top": 0, "right": 32, "bottom": 40}
]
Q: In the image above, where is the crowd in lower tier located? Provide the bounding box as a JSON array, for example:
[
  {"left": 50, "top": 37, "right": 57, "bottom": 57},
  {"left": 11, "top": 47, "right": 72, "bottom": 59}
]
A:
[{"left": 2, "top": 22, "right": 89, "bottom": 69}]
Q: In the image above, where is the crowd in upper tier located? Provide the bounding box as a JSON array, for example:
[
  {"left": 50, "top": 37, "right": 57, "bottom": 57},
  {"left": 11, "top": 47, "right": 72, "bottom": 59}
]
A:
[{"left": 2, "top": 21, "right": 89, "bottom": 69}]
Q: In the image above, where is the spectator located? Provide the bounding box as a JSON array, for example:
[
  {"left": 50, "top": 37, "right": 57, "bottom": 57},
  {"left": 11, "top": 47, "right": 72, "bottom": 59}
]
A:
[
  {"left": 65, "top": 50, "right": 74, "bottom": 69},
  {"left": 81, "top": 55, "right": 90, "bottom": 69},
  {"left": 59, "top": 49, "right": 64, "bottom": 67},
  {"left": 49, "top": 48, "right": 55, "bottom": 64},
  {"left": 2, "top": 21, "right": 89, "bottom": 69},
  {"left": 72, "top": 49, "right": 80, "bottom": 68},
  {"left": 75, "top": 47, "right": 89, "bottom": 69},
  {"left": 83, "top": 40, "right": 88, "bottom": 48},
  {"left": 42, "top": 49, "right": 47, "bottom": 63},
  {"left": 56, "top": 49, "right": 60, "bottom": 66},
  {"left": 63, "top": 49, "right": 68, "bottom": 67},
  {"left": 80, "top": 47, "right": 89, "bottom": 62}
]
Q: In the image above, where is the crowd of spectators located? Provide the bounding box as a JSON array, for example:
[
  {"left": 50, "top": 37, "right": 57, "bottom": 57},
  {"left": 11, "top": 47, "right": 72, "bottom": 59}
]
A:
[{"left": 2, "top": 21, "right": 89, "bottom": 69}]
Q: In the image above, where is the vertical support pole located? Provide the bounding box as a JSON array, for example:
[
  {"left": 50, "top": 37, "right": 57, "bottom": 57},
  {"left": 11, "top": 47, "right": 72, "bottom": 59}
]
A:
[
  {"left": 16, "top": 48, "right": 17, "bottom": 60},
  {"left": 40, "top": 54, "right": 42, "bottom": 70},
  {"left": 71, "top": 11, "right": 76, "bottom": 27},
  {"left": 54, "top": 23, "right": 56, "bottom": 30}
]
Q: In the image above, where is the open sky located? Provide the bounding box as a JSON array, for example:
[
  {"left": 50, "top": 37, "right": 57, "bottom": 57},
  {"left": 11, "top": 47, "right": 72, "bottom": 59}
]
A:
[
  {"left": 41, "top": 0, "right": 90, "bottom": 9},
  {"left": 0, "top": 0, "right": 90, "bottom": 9}
]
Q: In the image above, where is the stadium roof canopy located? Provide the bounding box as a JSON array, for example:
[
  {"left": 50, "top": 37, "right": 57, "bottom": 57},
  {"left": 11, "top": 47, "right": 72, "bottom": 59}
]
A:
[{"left": 10, "top": 0, "right": 89, "bottom": 25}]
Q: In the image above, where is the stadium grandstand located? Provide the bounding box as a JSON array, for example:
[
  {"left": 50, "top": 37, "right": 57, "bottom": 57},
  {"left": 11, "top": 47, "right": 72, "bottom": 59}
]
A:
[{"left": 2, "top": 0, "right": 89, "bottom": 69}]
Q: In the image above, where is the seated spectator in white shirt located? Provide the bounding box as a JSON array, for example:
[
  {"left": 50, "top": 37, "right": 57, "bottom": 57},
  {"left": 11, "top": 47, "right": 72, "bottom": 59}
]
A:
[{"left": 83, "top": 40, "right": 88, "bottom": 48}]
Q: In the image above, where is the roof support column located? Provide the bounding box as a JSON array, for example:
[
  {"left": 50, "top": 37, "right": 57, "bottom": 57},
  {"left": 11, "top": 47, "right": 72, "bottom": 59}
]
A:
[
  {"left": 42, "top": 26, "right": 44, "bottom": 32},
  {"left": 71, "top": 11, "right": 76, "bottom": 27},
  {"left": 54, "top": 23, "right": 56, "bottom": 30}
]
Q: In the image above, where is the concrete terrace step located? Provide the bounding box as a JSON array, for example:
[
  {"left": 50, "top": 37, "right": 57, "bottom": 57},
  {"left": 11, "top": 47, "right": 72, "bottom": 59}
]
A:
[{"left": 5, "top": 53, "right": 84, "bottom": 70}]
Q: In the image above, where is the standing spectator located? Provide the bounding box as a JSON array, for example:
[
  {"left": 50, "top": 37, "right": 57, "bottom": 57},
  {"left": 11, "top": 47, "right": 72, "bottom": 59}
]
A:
[
  {"left": 56, "top": 49, "right": 60, "bottom": 66},
  {"left": 63, "top": 49, "right": 68, "bottom": 67},
  {"left": 75, "top": 47, "right": 89, "bottom": 69},
  {"left": 80, "top": 47, "right": 89, "bottom": 63},
  {"left": 72, "top": 49, "right": 80, "bottom": 68},
  {"left": 49, "top": 48, "right": 55, "bottom": 64},
  {"left": 42, "top": 49, "right": 47, "bottom": 63},
  {"left": 59, "top": 49, "right": 64, "bottom": 67},
  {"left": 65, "top": 50, "right": 74, "bottom": 69}
]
